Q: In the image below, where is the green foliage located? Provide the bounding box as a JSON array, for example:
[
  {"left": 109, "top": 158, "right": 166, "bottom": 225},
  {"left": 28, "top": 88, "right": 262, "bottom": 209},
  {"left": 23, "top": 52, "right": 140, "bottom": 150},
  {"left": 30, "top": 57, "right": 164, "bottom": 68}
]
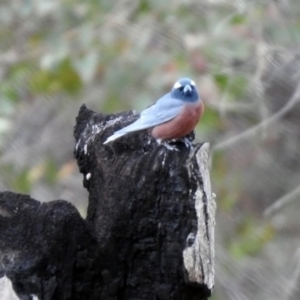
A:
[
  {"left": 11, "top": 168, "right": 32, "bottom": 193},
  {"left": 230, "top": 14, "right": 247, "bottom": 25},
  {"left": 197, "top": 107, "right": 222, "bottom": 137},
  {"left": 44, "top": 159, "right": 59, "bottom": 185},
  {"left": 1, "top": 158, "right": 60, "bottom": 193},
  {"left": 0, "top": 62, "right": 33, "bottom": 105},
  {"left": 214, "top": 74, "right": 229, "bottom": 92},
  {"left": 228, "top": 219, "right": 275, "bottom": 259},
  {"left": 0, "top": 81, "right": 18, "bottom": 103},
  {"left": 30, "top": 58, "right": 82, "bottom": 95},
  {"left": 213, "top": 73, "right": 248, "bottom": 100},
  {"left": 137, "top": 0, "right": 151, "bottom": 15}
]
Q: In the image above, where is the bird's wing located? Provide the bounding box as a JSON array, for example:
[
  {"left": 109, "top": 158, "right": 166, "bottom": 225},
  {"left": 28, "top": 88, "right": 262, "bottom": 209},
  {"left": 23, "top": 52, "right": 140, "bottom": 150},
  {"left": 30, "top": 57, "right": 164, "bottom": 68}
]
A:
[
  {"left": 104, "top": 94, "right": 184, "bottom": 144},
  {"left": 139, "top": 94, "right": 184, "bottom": 126},
  {"left": 119, "top": 94, "right": 184, "bottom": 134}
]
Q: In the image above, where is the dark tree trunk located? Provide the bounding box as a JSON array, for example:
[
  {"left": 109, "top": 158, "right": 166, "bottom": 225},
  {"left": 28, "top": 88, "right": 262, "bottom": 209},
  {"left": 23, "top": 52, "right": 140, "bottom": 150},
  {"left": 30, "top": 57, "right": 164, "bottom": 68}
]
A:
[{"left": 0, "top": 104, "right": 216, "bottom": 300}]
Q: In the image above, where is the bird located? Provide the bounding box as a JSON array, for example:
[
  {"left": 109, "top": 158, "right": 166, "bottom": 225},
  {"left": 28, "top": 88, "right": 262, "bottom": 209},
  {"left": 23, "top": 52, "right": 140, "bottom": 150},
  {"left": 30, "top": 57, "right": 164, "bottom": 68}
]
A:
[{"left": 104, "top": 78, "right": 204, "bottom": 149}]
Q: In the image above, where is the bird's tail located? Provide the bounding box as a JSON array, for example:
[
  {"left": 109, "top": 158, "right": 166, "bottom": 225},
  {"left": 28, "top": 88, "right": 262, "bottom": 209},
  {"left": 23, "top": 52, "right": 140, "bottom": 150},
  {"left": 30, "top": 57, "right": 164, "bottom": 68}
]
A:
[
  {"left": 103, "top": 131, "right": 127, "bottom": 144},
  {"left": 104, "top": 119, "right": 151, "bottom": 144}
]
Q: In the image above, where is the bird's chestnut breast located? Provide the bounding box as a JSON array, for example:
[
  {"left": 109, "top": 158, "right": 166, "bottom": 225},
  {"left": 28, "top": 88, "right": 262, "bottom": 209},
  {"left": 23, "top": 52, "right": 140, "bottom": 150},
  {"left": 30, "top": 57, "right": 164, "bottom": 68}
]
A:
[{"left": 151, "top": 101, "right": 204, "bottom": 140}]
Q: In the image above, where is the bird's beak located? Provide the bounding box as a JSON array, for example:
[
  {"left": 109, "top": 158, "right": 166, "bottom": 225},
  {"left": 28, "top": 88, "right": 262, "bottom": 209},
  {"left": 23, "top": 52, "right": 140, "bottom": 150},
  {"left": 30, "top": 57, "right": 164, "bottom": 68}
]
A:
[{"left": 183, "top": 85, "right": 192, "bottom": 94}]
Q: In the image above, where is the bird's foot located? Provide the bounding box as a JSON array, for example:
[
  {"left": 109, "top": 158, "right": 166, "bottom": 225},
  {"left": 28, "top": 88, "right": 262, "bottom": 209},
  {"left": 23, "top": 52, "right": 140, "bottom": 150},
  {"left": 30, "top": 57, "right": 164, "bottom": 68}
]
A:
[
  {"left": 156, "top": 139, "right": 179, "bottom": 151},
  {"left": 182, "top": 137, "right": 194, "bottom": 149},
  {"left": 170, "top": 137, "right": 194, "bottom": 148}
]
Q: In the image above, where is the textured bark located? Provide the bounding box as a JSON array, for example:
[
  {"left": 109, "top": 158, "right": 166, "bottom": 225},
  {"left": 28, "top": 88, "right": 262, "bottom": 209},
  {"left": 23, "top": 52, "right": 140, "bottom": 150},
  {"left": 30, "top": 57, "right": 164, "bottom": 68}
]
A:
[
  {"left": 0, "top": 104, "right": 215, "bottom": 300},
  {"left": 0, "top": 192, "right": 97, "bottom": 300}
]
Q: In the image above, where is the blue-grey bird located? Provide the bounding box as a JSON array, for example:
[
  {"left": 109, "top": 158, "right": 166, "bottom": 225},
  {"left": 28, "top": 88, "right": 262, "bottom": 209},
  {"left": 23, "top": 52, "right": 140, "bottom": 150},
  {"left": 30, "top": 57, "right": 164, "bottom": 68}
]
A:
[{"left": 104, "top": 78, "right": 204, "bottom": 145}]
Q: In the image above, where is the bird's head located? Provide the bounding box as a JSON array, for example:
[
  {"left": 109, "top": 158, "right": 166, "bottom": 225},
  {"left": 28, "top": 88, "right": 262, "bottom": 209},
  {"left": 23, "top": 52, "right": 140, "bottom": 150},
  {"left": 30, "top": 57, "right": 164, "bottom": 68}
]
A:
[{"left": 171, "top": 78, "right": 199, "bottom": 102}]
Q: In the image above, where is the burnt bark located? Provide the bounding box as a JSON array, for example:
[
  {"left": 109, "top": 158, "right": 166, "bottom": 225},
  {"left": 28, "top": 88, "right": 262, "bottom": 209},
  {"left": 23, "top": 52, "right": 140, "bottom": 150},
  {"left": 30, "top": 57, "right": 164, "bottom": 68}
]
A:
[{"left": 0, "top": 104, "right": 215, "bottom": 300}]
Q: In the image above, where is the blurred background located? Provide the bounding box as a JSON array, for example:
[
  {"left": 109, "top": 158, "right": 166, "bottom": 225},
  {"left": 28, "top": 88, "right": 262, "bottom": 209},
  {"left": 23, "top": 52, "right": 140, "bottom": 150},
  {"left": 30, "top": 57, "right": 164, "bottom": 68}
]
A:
[{"left": 1, "top": 0, "right": 300, "bottom": 299}]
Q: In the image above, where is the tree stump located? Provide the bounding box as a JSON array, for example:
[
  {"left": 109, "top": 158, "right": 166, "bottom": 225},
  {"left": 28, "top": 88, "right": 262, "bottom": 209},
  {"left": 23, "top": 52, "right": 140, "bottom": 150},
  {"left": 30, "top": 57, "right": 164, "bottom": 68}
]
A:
[{"left": 0, "top": 104, "right": 216, "bottom": 300}]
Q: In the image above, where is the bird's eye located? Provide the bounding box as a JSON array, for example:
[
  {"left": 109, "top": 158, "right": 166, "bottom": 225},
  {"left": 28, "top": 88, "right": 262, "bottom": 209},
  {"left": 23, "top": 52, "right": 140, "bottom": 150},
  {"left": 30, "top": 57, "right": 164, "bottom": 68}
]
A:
[{"left": 179, "top": 86, "right": 184, "bottom": 91}]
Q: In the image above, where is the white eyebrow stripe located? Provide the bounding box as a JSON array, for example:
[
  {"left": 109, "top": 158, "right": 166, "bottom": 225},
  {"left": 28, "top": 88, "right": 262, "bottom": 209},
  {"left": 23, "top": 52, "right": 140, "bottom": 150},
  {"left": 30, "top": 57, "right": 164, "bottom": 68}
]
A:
[
  {"left": 190, "top": 80, "right": 195, "bottom": 86},
  {"left": 174, "top": 81, "right": 182, "bottom": 89}
]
